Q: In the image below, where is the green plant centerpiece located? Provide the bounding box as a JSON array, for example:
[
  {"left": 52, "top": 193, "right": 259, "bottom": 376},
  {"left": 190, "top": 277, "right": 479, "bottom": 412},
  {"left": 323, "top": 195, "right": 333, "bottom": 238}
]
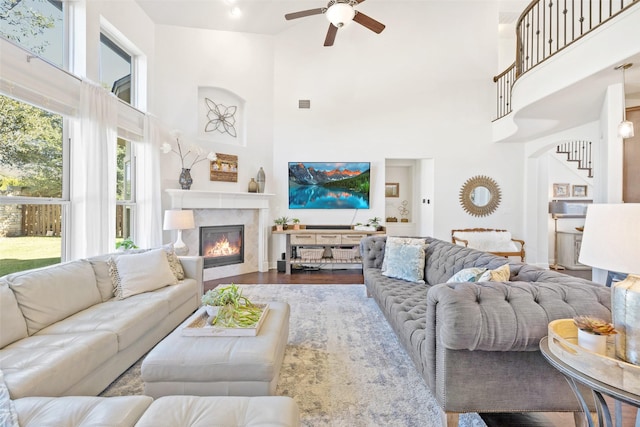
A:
[{"left": 201, "top": 284, "right": 263, "bottom": 328}]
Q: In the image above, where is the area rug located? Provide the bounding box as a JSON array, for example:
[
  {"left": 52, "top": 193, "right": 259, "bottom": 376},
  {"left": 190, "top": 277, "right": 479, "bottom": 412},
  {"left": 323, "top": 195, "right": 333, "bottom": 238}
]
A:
[{"left": 101, "top": 284, "right": 487, "bottom": 427}]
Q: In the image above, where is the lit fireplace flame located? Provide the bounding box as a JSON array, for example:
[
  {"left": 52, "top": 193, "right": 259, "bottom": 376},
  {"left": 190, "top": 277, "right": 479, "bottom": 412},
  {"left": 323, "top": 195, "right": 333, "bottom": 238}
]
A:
[{"left": 205, "top": 235, "right": 240, "bottom": 257}]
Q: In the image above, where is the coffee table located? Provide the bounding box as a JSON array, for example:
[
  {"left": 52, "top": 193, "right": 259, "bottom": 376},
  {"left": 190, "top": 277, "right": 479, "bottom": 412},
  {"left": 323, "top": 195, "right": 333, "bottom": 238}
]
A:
[{"left": 141, "top": 301, "right": 290, "bottom": 398}]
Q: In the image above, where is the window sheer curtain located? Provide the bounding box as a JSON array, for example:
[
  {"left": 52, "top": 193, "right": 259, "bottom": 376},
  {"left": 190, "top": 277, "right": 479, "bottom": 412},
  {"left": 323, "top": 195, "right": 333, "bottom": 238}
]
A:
[
  {"left": 135, "top": 115, "right": 163, "bottom": 248},
  {"left": 70, "top": 81, "right": 118, "bottom": 259}
]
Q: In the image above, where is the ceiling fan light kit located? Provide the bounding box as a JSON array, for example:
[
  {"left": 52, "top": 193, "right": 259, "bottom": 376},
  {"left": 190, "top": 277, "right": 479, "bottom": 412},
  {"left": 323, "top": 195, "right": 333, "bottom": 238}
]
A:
[
  {"left": 326, "top": 2, "right": 355, "bottom": 27},
  {"left": 284, "top": 0, "right": 385, "bottom": 46}
]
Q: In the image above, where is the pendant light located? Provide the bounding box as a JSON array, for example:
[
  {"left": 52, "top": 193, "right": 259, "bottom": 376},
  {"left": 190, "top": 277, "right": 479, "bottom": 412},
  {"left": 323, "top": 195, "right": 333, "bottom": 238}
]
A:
[{"left": 616, "top": 63, "right": 634, "bottom": 139}]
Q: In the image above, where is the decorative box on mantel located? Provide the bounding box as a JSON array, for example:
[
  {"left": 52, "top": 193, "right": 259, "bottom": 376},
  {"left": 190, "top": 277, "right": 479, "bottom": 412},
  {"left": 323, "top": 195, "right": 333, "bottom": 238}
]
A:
[{"left": 165, "top": 190, "right": 274, "bottom": 273}]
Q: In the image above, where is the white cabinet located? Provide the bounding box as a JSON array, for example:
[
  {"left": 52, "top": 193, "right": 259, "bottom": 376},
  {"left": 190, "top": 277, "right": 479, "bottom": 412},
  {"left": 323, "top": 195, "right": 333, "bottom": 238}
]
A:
[{"left": 557, "top": 232, "right": 590, "bottom": 270}]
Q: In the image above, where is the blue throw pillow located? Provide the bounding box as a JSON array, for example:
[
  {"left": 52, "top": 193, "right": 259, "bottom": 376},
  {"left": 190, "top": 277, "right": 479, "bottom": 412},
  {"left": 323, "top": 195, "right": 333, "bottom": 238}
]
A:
[
  {"left": 446, "top": 267, "right": 487, "bottom": 283},
  {"left": 381, "top": 242, "right": 427, "bottom": 283}
]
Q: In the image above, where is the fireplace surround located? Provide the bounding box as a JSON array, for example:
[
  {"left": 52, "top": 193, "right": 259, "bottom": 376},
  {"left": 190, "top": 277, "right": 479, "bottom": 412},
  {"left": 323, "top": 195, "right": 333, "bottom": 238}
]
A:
[{"left": 165, "top": 190, "right": 273, "bottom": 281}]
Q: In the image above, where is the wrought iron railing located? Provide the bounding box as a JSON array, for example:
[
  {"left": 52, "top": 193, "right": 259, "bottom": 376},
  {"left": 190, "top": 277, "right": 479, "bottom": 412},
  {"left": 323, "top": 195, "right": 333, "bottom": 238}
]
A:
[{"left": 493, "top": 0, "right": 639, "bottom": 120}]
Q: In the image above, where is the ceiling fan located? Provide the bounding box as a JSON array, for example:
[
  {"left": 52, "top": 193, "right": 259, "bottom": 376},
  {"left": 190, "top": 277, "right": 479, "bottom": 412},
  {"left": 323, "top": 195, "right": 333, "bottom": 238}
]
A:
[{"left": 284, "top": 0, "right": 385, "bottom": 47}]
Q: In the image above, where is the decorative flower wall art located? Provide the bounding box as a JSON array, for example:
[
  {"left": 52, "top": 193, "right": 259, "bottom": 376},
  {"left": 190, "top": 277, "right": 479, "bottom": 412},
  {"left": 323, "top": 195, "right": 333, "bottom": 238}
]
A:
[
  {"left": 204, "top": 98, "right": 237, "bottom": 137},
  {"left": 198, "top": 87, "right": 246, "bottom": 146}
]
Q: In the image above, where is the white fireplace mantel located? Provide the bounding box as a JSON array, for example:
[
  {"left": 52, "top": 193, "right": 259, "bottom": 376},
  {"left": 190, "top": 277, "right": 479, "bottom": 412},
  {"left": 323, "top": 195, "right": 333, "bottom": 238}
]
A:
[
  {"left": 166, "top": 189, "right": 274, "bottom": 210},
  {"left": 165, "top": 190, "right": 274, "bottom": 273}
]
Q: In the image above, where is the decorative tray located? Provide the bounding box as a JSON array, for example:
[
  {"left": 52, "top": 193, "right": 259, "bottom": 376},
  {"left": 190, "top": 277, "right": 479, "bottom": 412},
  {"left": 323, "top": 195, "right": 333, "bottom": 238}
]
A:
[
  {"left": 548, "top": 319, "right": 640, "bottom": 394},
  {"left": 181, "top": 304, "right": 269, "bottom": 337}
]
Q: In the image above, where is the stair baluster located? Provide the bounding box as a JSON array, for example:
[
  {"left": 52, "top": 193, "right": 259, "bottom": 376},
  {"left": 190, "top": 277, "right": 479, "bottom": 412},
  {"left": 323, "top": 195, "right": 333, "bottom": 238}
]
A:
[{"left": 556, "top": 141, "right": 593, "bottom": 178}]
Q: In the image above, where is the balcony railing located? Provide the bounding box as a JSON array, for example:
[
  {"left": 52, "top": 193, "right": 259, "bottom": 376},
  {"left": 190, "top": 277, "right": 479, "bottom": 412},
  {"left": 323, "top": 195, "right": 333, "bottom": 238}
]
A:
[{"left": 493, "top": 0, "right": 639, "bottom": 120}]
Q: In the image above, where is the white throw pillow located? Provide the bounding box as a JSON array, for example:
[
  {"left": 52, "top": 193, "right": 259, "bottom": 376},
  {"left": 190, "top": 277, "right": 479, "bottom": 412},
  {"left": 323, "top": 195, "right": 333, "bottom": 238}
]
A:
[{"left": 111, "top": 249, "right": 178, "bottom": 299}]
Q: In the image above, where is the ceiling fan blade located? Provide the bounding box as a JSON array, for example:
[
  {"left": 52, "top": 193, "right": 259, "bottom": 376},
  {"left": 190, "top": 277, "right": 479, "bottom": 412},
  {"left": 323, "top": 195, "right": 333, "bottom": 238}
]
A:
[
  {"left": 356, "top": 0, "right": 366, "bottom": 3},
  {"left": 324, "top": 24, "right": 338, "bottom": 46},
  {"left": 353, "top": 11, "right": 385, "bottom": 34},
  {"left": 285, "top": 8, "right": 325, "bottom": 20}
]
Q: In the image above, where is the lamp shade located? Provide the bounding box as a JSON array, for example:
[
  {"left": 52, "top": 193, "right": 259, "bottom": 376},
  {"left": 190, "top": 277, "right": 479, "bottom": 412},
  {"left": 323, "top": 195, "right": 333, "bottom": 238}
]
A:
[
  {"left": 578, "top": 204, "right": 640, "bottom": 275},
  {"left": 326, "top": 3, "right": 355, "bottom": 27},
  {"left": 618, "top": 120, "right": 635, "bottom": 139},
  {"left": 548, "top": 200, "right": 565, "bottom": 215},
  {"left": 163, "top": 210, "right": 195, "bottom": 231}
]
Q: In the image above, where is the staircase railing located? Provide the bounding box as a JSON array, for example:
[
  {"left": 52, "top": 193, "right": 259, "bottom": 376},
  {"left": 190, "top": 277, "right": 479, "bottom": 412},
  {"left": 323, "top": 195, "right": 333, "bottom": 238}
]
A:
[
  {"left": 493, "top": 0, "right": 639, "bottom": 121},
  {"left": 556, "top": 141, "right": 593, "bottom": 177}
]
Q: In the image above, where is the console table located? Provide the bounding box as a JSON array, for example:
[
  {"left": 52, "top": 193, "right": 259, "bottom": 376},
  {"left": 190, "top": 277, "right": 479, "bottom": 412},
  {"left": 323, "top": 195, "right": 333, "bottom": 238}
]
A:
[
  {"left": 272, "top": 226, "right": 385, "bottom": 274},
  {"left": 540, "top": 337, "right": 640, "bottom": 427}
]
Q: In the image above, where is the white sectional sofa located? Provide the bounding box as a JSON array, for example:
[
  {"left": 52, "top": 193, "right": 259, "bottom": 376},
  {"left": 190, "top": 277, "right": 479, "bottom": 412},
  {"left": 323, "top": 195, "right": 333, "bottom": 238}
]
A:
[
  {"left": 9, "top": 394, "right": 300, "bottom": 427},
  {"left": 0, "top": 247, "right": 202, "bottom": 399},
  {"left": 0, "top": 247, "right": 301, "bottom": 426}
]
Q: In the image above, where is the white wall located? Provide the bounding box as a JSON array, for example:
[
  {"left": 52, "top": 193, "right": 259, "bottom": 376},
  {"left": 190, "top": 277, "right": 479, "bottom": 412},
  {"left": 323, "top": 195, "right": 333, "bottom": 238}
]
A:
[
  {"left": 271, "top": 1, "right": 526, "bottom": 262},
  {"left": 151, "top": 25, "right": 275, "bottom": 203}
]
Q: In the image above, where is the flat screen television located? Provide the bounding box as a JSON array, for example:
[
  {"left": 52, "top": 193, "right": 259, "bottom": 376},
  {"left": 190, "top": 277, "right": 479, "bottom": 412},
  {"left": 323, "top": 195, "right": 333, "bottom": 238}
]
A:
[{"left": 288, "top": 162, "right": 370, "bottom": 209}]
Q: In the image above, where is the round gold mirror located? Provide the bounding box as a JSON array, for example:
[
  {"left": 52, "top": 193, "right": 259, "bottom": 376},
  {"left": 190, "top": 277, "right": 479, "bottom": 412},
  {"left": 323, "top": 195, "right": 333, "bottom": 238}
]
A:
[{"left": 459, "top": 175, "right": 501, "bottom": 217}]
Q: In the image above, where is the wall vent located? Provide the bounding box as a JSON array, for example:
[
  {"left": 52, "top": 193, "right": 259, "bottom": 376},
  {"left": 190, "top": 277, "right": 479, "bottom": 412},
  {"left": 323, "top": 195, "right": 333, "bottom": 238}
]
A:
[{"left": 298, "top": 100, "right": 311, "bottom": 109}]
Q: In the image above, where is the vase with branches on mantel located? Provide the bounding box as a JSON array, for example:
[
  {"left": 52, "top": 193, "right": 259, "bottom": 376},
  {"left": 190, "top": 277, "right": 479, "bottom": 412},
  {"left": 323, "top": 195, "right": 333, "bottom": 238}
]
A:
[{"left": 161, "top": 130, "right": 217, "bottom": 190}]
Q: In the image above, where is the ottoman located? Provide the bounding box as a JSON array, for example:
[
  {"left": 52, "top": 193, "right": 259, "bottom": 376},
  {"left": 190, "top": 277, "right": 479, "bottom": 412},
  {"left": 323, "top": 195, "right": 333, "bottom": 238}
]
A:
[
  {"left": 135, "top": 396, "right": 300, "bottom": 427},
  {"left": 141, "top": 301, "right": 290, "bottom": 398}
]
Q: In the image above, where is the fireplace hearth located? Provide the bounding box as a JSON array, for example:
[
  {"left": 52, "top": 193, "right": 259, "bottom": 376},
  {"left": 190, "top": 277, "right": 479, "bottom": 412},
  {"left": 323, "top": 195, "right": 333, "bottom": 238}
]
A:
[{"left": 200, "top": 225, "right": 244, "bottom": 269}]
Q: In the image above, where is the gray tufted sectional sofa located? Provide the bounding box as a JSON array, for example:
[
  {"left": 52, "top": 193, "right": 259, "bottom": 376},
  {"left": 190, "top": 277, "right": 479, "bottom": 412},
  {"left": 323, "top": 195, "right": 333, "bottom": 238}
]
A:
[{"left": 360, "top": 235, "right": 611, "bottom": 426}]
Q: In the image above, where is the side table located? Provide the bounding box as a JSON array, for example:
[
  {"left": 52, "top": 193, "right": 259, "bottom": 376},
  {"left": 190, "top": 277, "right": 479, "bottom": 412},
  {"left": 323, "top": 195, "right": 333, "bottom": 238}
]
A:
[{"left": 540, "top": 337, "right": 640, "bottom": 427}]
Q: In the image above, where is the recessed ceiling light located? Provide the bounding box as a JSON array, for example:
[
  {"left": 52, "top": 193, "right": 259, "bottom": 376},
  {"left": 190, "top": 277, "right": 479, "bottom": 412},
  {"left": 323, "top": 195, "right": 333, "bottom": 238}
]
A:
[{"left": 229, "top": 6, "right": 242, "bottom": 17}]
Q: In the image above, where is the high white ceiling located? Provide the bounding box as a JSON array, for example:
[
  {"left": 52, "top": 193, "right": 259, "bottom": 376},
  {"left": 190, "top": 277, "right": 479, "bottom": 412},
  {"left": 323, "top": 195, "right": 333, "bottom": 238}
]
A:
[
  {"left": 134, "top": 0, "right": 329, "bottom": 35},
  {"left": 134, "top": 0, "right": 531, "bottom": 35},
  {"left": 134, "top": 0, "right": 640, "bottom": 99}
]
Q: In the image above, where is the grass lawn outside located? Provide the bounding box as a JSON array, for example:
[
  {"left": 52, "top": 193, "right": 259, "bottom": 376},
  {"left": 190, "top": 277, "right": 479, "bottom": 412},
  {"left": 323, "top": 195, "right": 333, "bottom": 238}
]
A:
[{"left": 0, "top": 236, "right": 62, "bottom": 276}]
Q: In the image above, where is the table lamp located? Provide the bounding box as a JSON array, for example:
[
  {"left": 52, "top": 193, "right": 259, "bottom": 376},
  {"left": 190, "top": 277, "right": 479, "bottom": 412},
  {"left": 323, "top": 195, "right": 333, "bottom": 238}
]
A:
[
  {"left": 163, "top": 209, "right": 195, "bottom": 256},
  {"left": 579, "top": 203, "right": 640, "bottom": 365}
]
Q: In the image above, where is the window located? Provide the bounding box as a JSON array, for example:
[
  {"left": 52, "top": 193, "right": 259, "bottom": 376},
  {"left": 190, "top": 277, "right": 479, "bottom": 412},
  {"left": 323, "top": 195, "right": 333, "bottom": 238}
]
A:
[
  {"left": 116, "top": 137, "right": 135, "bottom": 243},
  {"left": 100, "top": 33, "right": 132, "bottom": 104},
  {"left": 0, "top": 94, "right": 67, "bottom": 276},
  {"left": 0, "top": 0, "right": 64, "bottom": 67}
]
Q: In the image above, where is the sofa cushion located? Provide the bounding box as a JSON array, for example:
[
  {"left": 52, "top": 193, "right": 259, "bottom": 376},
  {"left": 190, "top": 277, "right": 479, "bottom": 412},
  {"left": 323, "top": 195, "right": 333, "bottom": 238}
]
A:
[
  {"left": 13, "top": 396, "right": 152, "bottom": 427},
  {"left": 0, "top": 369, "right": 19, "bottom": 427},
  {"left": 135, "top": 396, "right": 300, "bottom": 427},
  {"left": 382, "top": 242, "right": 427, "bottom": 283},
  {"left": 136, "top": 278, "right": 198, "bottom": 313},
  {"left": 36, "top": 294, "right": 169, "bottom": 352},
  {"left": 0, "top": 281, "right": 28, "bottom": 348},
  {"left": 0, "top": 332, "right": 117, "bottom": 398},
  {"left": 109, "top": 249, "right": 177, "bottom": 299},
  {"left": 6, "top": 260, "right": 102, "bottom": 335}
]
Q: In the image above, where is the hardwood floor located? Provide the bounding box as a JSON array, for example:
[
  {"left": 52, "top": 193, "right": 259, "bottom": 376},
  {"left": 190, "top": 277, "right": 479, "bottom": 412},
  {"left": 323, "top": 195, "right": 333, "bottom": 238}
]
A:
[
  {"left": 204, "top": 268, "right": 638, "bottom": 427},
  {"left": 203, "top": 268, "right": 363, "bottom": 290}
]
